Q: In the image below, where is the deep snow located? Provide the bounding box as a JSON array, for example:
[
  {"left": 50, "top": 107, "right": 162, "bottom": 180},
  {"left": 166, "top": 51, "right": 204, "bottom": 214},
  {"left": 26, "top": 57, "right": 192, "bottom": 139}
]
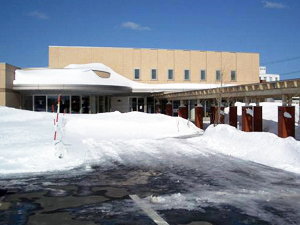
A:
[{"left": 0, "top": 103, "right": 299, "bottom": 175}]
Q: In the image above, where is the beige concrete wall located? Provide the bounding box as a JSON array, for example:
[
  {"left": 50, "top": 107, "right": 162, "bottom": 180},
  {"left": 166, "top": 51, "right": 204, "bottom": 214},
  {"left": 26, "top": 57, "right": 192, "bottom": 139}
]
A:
[
  {"left": 0, "top": 63, "right": 20, "bottom": 107},
  {"left": 49, "top": 46, "right": 260, "bottom": 85},
  {"left": 6, "top": 92, "right": 20, "bottom": 108}
]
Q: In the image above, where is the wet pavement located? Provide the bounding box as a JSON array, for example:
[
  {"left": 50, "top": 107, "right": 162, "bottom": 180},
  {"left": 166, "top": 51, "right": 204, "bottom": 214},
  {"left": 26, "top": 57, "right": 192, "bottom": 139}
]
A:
[{"left": 1, "top": 150, "right": 300, "bottom": 225}]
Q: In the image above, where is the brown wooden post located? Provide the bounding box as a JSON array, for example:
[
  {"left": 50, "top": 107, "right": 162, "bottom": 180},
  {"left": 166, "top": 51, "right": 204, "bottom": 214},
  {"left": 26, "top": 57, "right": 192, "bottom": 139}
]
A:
[
  {"left": 229, "top": 106, "right": 237, "bottom": 128},
  {"left": 210, "top": 106, "right": 215, "bottom": 124},
  {"left": 253, "top": 106, "right": 263, "bottom": 132},
  {"left": 195, "top": 106, "right": 204, "bottom": 129},
  {"left": 278, "top": 106, "right": 295, "bottom": 138},
  {"left": 166, "top": 101, "right": 172, "bottom": 116},
  {"left": 242, "top": 106, "right": 253, "bottom": 132},
  {"left": 178, "top": 101, "right": 188, "bottom": 119}
]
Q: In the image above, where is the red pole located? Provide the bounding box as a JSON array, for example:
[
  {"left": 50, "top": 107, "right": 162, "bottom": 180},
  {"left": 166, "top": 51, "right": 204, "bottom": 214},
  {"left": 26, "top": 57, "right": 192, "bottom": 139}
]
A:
[{"left": 54, "top": 94, "right": 61, "bottom": 141}]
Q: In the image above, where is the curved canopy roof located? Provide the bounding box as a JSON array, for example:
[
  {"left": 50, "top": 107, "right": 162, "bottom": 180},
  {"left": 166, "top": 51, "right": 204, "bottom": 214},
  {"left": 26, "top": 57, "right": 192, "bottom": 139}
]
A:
[{"left": 14, "top": 63, "right": 232, "bottom": 95}]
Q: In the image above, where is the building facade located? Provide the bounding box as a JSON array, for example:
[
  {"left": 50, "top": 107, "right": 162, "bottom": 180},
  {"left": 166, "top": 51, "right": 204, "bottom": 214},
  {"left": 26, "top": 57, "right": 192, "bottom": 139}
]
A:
[
  {"left": 1, "top": 46, "right": 260, "bottom": 115},
  {"left": 49, "top": 46, "right": 259, "bottom": 85},
  {"left": 259, "top": 66, "right": 280, "bottom": 82}
]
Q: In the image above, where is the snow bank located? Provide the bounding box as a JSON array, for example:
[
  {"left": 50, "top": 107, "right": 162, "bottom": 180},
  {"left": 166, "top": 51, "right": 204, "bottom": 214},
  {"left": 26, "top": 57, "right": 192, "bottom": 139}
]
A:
[
  {"left": 198, "top": 124, "right": 300, "bottom": 174},
  {"left": 0, "top": 107, "right": 201, "bottom": 174},
  {"left": 1, "top": 103, "right": 300, "bottom": 175}
]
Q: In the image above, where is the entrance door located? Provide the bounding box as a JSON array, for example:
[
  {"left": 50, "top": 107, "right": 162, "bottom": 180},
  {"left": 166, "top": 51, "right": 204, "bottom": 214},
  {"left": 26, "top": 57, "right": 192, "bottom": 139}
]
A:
[{"left": 130, "top": 97, "right": 144, "bottom": 112}]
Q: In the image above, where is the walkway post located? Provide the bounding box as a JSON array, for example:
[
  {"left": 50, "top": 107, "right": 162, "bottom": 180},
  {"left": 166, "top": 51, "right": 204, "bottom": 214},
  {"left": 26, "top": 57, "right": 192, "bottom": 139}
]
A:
[
  {"left": 229, "top": 106, "right": 237, "bottom": 128},
  {"left": 195, "top": 100, "right": 204, "bottom": 129},
  {"left": 242, "top": 106, "right": 253, "bottom": 132},
  {"left": 178, "top": 100, "right": 188, "bottom": 119},
  {"left": 166, "top": 100, "right": 173, "bottom": 116},
  {"left": 253, "top": 106, "right": 263, "bottom": 132},
  {"left": 278, "top": 106, "right": 295, "bottom": 138}
]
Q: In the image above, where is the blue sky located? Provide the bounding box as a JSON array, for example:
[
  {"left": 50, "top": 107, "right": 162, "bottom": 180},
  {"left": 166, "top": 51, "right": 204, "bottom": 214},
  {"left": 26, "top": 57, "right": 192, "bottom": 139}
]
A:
[{"left": 0, "top": 0, "right": 299, "bottom": 79}]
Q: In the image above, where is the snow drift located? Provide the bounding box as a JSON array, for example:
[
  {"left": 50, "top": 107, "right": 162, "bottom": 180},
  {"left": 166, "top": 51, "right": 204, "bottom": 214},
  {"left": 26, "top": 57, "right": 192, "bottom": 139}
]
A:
[{"left": 0, "top": 103, "right": 299, "bottom": 175}]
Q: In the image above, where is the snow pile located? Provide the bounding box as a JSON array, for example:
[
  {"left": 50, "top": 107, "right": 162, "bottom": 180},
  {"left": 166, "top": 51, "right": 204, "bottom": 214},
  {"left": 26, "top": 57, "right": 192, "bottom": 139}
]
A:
[
  {"left": 0, "top": 107, "right": 201, "bottom": 174},
  {"left": 197, "top": 124, "right": 300, "bottom": 174},
  {"left": 0, "top": 102, "right": 300, "bottom": 175}
]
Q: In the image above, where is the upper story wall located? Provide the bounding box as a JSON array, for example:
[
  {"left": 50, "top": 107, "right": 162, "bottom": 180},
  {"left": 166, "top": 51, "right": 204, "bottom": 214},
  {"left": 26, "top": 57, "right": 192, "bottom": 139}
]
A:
[{"left": 49, "top": 46, "right": 260, "bottom": 85}]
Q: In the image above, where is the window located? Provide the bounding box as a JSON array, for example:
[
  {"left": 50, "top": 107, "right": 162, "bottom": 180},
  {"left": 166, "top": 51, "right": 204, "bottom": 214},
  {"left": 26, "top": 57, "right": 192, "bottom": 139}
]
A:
[
  {"left": 184, "top": 70, "right": 190, "bottom": 80},
  {"left": 34, "top": 96, "right": 46, "bottom": 112},
  {"left": 134, "top": 69, "right": 140, "bottom": 80},
  {"left": 168, "top": 69, "right": 173, "bottom": 80},
  {"left": 231, "top": 71, "right": 236, "bottom": 81},
  {"left": 200, "top": 70, "right": 206, "bottom": 81},
  {"left": 151, "top": 69, "right": 157, "bottom": 80},
  {"left": 216, "top": 70, "right": 221, "bottom": 81}
]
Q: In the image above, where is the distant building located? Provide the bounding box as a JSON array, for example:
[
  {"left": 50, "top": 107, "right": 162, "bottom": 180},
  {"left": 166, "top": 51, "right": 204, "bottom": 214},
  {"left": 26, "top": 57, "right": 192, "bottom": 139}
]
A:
[{"left": 259, "top": 66, "right": 280, "bottom": 82}]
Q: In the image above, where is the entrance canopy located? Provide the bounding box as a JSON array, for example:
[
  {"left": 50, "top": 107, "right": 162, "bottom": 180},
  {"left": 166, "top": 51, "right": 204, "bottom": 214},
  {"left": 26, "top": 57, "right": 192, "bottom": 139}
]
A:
[
  {"left": 13, "top": 63, "right": 133, "bottom": 95},
  {"left": 13, "top": 63, "right": 233, "bottom": 95}
]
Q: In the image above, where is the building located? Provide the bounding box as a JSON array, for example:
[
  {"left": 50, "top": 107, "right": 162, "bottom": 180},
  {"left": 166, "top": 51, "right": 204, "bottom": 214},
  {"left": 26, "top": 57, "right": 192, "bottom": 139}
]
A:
[
  {"left": 1, "top": 46, "right": 260, "bottom": 114},
  {"left": 259, "top": 66, "right": 280, "bottom": 82}
]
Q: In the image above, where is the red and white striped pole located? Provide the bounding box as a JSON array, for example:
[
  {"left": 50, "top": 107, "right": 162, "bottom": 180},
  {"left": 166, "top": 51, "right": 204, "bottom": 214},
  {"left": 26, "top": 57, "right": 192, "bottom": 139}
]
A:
[{"left": 54, "top": 94, "right": 61, "bottom": 141}]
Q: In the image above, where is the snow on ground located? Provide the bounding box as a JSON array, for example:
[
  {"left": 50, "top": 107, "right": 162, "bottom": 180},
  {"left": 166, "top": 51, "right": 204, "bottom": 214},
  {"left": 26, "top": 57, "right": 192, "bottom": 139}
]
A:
[
  {"left": 0, "top": 106, "right": 201, "bottom": 174},
  {"left": 0, "top": 102, "right": 299, "bottom": 175},
  {"left": 198, "top": 124, "right": 300, "bottom": 174}
]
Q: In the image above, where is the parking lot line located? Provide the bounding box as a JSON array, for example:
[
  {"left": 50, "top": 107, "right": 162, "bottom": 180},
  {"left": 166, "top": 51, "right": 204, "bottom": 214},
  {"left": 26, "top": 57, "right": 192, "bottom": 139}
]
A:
[{"left": 129, "top": 194, "right": 169, "bottom": 225}]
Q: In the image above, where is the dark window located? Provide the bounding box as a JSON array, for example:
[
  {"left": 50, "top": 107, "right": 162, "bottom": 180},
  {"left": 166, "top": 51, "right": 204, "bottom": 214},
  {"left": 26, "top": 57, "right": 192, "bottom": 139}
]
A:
[
  {"left": 82, "top": 96, "right": 90, "bottom": 114},
  {"left": 216, "top": 70, "right": 221, "bottom": 81},
  {"left": 184, "top": 70, "right": 190, "bottom": 80},
  {"left": 34, "top": 96, "right": 46, "bottom": 112},
  {"left": 134, "top": 69, "right": 140, "bottom": 80},
  {"left": 201, "top": 70, "right": 206, "bottom": 80},
  {"left": 71, "top": 96, "right": 81, "bottom": 113},
  {"left": 231, "top": 71, "right": 236, "bottom": 81},
  {"left": 168, "top": 69, "right": 173, "bottom": 80},
  {"left": 151, "top": 69, "right": 157, "bottom": 80}
]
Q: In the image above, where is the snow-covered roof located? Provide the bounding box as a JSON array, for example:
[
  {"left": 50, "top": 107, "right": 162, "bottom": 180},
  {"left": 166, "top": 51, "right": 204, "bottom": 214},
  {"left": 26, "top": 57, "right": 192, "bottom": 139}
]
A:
[{"left": 13, "top": 63, "right": 233, "bottom": 94}]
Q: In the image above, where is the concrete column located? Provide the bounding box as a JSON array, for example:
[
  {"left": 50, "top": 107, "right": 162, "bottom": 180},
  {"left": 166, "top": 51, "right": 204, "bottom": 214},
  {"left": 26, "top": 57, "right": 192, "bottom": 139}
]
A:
[
  {"left": 278, "top": 106, "right": 295, "bottom": 138},
  {"left": 188, "top": 100, "right": 191, "bottom": 120},
  {"left": 195, "top": 104, "right": 204, "bottom": 129},
  {"left": 166, "top": 101, "right": 173, "bottom": 116},
  {"left": 255, "top": 98, "right": 260, "bottom": 106},
  {"left": 219, "top": 106, "right": 225, "bottom": 124},
  {"left": 144, "top": 97, "right": 147, "bottom": 113},
  {"left": 204, "top": 100, "right": 207, "bottom": 117},
  {"left": 245, "top": 97, "right": 250, "bottom": 106},
  {"left": 178, "top": 100, "right": 188, "bottom": 119},
  {"left": 229, "top": 106, "right": 237, "bottom": 128},
  {"left": 282, "top": 95, "right": 288, "bottom": 106},
  {"left": 299, "top": 100, "right": 300, "bottom": 125}
]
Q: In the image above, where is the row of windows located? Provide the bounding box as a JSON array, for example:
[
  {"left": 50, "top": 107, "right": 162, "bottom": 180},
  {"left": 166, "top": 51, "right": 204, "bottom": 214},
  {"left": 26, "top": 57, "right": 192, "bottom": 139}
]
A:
[{"left": 134, "top": 69, "right": 237, "bottom": 81}]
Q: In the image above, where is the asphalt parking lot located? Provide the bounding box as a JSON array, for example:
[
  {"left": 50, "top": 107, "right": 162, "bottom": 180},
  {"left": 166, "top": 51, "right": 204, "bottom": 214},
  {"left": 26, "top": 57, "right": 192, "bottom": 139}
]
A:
[{"left": 1, "top": 151, "right": 300, "bottom": 225}]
